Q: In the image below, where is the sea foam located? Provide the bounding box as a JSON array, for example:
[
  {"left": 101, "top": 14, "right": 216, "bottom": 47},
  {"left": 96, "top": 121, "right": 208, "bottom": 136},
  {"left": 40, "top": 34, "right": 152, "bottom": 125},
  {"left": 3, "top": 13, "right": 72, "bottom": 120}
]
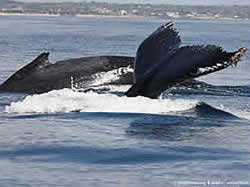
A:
[{"left": 5, "top": 89, "right": 199, "bottom": 114}]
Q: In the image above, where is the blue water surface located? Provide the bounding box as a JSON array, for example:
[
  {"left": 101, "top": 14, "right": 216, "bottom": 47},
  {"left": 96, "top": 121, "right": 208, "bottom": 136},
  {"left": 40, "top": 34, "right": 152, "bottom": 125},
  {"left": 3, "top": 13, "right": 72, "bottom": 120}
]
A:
[{"left": 0, "top": 15, "right": 250, "bottom": 187}]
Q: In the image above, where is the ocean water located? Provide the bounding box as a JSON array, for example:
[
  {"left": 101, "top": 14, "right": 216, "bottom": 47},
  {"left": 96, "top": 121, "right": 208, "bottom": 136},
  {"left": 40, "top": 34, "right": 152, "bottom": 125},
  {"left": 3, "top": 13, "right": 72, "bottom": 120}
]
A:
[{"left": 0, "top": 15, "right": 250, "bottom": 187}]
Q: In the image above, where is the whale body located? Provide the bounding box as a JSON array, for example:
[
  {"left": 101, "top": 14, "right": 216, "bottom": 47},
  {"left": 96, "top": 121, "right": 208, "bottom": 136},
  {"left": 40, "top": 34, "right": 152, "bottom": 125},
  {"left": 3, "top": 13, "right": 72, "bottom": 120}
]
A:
[
  {"left": 0, "top": 54, "right": 134, "bottom": 94},
  {"left": 0, "top": 21, "right": 247, "bottom": 97}
]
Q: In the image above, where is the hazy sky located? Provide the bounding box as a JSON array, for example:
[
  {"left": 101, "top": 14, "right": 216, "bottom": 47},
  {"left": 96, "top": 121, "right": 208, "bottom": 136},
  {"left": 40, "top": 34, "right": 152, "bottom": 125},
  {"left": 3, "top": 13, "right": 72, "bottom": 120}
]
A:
[{"left": 16, "top": 0, "right": 250, "bottom": 6}]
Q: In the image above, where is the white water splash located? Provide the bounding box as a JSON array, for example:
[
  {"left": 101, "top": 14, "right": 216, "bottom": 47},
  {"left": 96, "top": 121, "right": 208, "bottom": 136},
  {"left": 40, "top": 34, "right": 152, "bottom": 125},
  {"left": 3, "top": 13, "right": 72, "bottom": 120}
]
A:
[
  {"left": 69, "top": 67, "right": 133, "bottom": 90},
  {"left": 5, "top": 89, "right": 199, "bottom": 114},
  {"left": 90, "top": 67, "right": 133, "bottom": 87}
]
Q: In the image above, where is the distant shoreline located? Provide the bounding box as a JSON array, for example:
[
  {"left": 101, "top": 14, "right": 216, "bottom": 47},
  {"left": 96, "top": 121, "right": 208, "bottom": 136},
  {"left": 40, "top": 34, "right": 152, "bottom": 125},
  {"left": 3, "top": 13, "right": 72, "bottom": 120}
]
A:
[
  {"left": 75, "top": 14, "right": 144, "bottom": 18},
  {"left": 0, "top": 12, "right": 144, "bottom": 18},
  {"left": 0, "top": 12, "right": 249, "bottom": 21},
  {"left": 0, "top": 12, "right": 60, "bottom": 17}
]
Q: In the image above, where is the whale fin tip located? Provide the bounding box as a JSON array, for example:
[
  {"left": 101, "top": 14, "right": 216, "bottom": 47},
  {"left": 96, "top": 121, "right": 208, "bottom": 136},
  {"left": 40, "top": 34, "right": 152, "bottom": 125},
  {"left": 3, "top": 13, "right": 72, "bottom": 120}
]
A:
[{"left": 0, "top": 52, "right": 52, "bottom": 91}]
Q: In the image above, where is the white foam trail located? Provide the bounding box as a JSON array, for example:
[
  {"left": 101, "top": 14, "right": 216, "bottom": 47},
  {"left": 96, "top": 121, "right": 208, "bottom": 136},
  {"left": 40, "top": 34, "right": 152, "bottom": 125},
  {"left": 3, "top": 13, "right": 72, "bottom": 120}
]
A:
[
  {"left": 5, "top": 89, "right": 199, "bottom": 114},
  {"left": 217, "top": 104, "right": 250, "bottom": 120},
  {"left": 230, "top": 111, "right": 250, "bottom": 120}
]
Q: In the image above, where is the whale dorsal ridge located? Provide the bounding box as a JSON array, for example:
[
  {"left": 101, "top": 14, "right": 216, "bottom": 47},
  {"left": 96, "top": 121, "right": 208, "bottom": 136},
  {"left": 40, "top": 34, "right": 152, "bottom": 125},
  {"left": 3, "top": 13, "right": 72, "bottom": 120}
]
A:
[{"left": 0, "top": 52, "right": 51, "bottom": 87}]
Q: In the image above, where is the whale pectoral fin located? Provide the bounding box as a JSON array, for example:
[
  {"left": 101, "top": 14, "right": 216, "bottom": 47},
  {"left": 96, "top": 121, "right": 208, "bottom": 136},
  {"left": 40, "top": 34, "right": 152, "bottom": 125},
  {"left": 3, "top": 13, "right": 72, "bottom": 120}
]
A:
[
  {"left": 0, "top": 52, "right": 51, "bottom": 90},
  {"left": 134, "top": 21, "right": 181, "bottom": 82}
]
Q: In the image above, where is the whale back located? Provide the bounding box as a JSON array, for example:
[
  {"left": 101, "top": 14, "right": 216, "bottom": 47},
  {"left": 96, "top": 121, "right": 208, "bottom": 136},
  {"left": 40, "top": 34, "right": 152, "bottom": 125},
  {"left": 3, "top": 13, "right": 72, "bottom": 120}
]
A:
[
  {"left": 1, "top": 53, "right": 50, "bottom": 84},
  {"left": 0, "top": 54, "right": 135, "bottom": 94}
]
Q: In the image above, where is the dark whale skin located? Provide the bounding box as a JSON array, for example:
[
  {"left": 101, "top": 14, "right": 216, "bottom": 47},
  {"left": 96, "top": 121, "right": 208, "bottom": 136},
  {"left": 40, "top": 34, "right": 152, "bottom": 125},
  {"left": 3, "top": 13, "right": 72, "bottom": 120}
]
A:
[
  {"left": 125, "top": 22, "right": 248, "bottom": 98},
  {"left": 0, "top": 22, "right": 247, "bottom": 96},
  {"left": 0, "top": 53, "right": 134, "bottom": 94}
]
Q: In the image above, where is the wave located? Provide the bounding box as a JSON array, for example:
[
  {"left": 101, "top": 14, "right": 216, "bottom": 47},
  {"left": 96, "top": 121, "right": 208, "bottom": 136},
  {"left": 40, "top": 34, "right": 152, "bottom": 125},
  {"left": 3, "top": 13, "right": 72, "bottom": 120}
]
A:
[
  {"left": 5, "top": 88, "right": 198, "bottom": 114},
  {"left": 169, "top": 83, "right": 250, "bottom": 97},
  {"left": 178, "top": 102, "right": 239, "bottom": 120},
  {"left": 4, "top": 88, "right": 244, "bottom": 121},
  {"left": 0, "top": 145, "right": 243, "bottom": 164}
]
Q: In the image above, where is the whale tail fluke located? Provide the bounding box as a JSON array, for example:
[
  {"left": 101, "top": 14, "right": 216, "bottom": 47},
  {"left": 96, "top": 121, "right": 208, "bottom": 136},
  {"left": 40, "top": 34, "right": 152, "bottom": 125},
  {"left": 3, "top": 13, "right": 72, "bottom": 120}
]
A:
[
  {"left": 124, "top": 20, "right": 249, "bottom": 99},
  {"left": 228, "top": 47, "right": 248, "bottom": 66},
  {"left": 177, "top": 46, "right": 248, "bottom": 78},
  {"left": 134, "top": 21, "right": 181, "bottom": 82},
  {"left": 185, "top": 46, "right": 248, "bottom": 79},
  {"left": 125, "top": 46, "right": 248, "bottom": 99}
]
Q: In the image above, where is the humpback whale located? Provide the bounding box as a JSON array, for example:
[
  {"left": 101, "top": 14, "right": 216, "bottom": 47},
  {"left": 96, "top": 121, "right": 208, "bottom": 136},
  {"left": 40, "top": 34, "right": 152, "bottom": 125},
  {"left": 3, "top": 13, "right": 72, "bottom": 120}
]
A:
[
  {"left": 0, "top": 54, "right": 134, "bottom": 94},
  {"left": 0, "top": 21, "right": 247, "bottom": 97}
]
